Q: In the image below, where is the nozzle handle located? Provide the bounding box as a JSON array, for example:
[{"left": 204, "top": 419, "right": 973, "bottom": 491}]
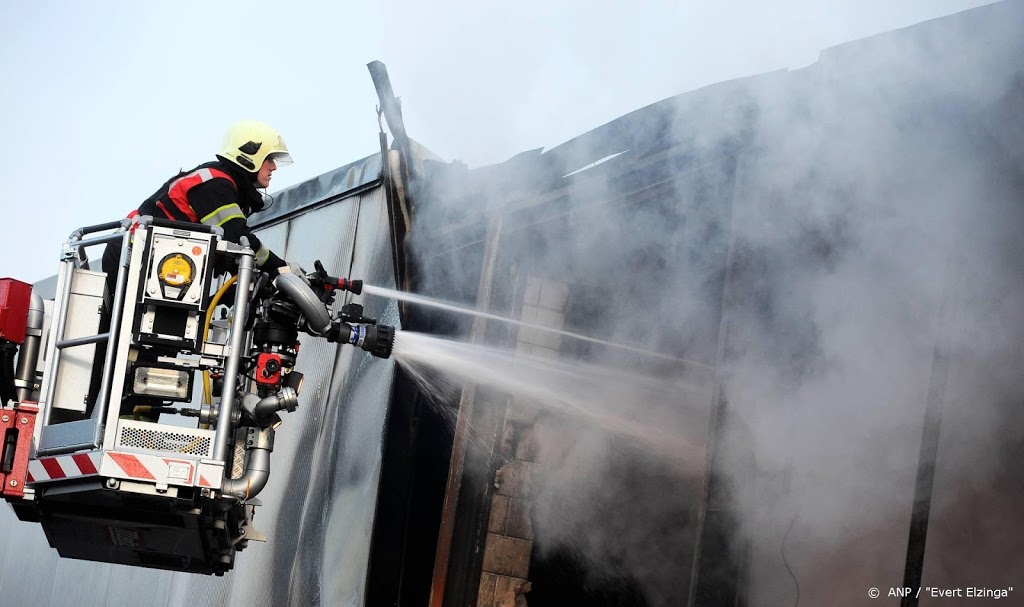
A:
[
  {"left": 311, "top": 259, "right": 362, "bottom": 294},
  {"left": 337, "top": 278, "right": 363, "bottom": 295}
]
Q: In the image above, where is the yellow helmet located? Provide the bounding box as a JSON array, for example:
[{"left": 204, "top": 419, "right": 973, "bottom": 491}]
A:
[{"left": 218, "top": 120, "right": 294, "bottom": 172}]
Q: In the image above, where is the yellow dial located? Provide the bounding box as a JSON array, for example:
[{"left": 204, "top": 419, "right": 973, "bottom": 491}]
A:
[{"left": 159, "top": 254, "right": 194, "bottom": 287}]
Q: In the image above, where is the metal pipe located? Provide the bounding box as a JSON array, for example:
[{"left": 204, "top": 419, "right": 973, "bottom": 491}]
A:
[
  {"left": 71, "top": 231, "right": 128, "bottom": 251},
  {"left": 251, "top": 388, "right": 298, "bottom": 421},
  {"left": 15, "top": 291, "right": 44, "bottom": 402},
  {"left": 69, "top": 220, "right": 126, "bottom": 241},
  {"left": 212, "top": 247, "right": 255, "bottom": 463},
  {"left": 273, "top": 272, "right": 331, "bottom": 334},
  {"left": 92, "top": 228, "right": 132, "bottom": 422},
  {"left": 221, "top": 427, "right": 274, "bottom": 499},
  {"left": 41, "top": 258, "right": 77, "bottom": 425},
  {"left": 56, "top": 333, "right": 110, "bottom": 349}
]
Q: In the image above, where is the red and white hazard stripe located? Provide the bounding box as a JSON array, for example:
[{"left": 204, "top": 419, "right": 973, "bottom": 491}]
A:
[
  {"left": 103, "top": 452, "right": 200, "bottom": 485},
  {"left": 27, "top": 452, "right": 101, "bottom": 483},
  {"left": 28, "top": 451, "right": 225, "bottom": 491},
  {"left": 106, "top": 452, "right": 161, "bottom": 481}
]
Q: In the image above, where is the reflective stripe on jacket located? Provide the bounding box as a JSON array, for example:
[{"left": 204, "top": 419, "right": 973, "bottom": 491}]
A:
[
  {"left": 166, "top": 167, "right": 235, "bottom": 223},
  {"left": 126, "top": 160, "right": 283, "bottom": 269}
]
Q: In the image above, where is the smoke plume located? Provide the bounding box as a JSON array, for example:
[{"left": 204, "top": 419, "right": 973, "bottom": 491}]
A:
[{"left": 403, "top": 3, "right": 1024, "bottom": 605}]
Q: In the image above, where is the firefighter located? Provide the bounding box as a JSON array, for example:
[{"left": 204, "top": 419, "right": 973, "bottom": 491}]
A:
[
  {"left": 101, "top": 119, "right": 300, "bottom": 288},
  {"left": 97, "top": 120, "right": 303, "bottom": 420}
]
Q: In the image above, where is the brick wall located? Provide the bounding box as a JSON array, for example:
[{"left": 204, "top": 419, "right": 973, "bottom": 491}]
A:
[{"left": 476, "top": 275, "right": 568, "bottom": 607}]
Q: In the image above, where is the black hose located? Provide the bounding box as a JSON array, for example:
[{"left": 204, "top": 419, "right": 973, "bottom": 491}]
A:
[{"left": 0, "top": 343, "right": 18, "bottom": 405}]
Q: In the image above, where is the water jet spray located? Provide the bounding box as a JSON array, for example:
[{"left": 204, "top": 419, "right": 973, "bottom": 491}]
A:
[
  {"left": 388, "top": 330, "right": 710, "bottom": 465},
  {"left": 362, "top": 283, "right": 710, "bottom": 368}
]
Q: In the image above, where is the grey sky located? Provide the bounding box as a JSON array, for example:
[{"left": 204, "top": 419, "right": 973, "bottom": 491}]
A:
[{"left": 0, "top": 0, "right": 995, "bottom": 282}]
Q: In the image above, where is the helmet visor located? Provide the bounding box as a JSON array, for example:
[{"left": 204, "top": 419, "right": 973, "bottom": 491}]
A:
[{"left": 269, "top": 151, "right": 293, "bottom": 166}]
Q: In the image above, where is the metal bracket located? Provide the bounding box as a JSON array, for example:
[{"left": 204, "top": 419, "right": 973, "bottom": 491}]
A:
[
  {"left": 1, "top": 403, "right": 39, "bottom": 499},
  {"left": 201, "top": 343, "right": 226, "bottom": 358}
]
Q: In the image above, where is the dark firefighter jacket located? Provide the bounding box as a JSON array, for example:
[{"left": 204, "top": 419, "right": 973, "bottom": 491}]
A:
[
  {"left": 138, "top": 158, "right": 282, "bottom": 269},
  {"left": 102, "top": 158, "right": 284, "bottom": 282}
]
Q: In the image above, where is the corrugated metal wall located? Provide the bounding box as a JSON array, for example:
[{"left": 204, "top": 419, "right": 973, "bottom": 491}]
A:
[{"left": 0, "top": 153, "right": 398, "bottom": 607}]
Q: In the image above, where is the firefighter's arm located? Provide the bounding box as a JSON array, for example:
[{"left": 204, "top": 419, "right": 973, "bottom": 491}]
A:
[{"left": 189, "top": 179, "right": 285, "bottom": 270}]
